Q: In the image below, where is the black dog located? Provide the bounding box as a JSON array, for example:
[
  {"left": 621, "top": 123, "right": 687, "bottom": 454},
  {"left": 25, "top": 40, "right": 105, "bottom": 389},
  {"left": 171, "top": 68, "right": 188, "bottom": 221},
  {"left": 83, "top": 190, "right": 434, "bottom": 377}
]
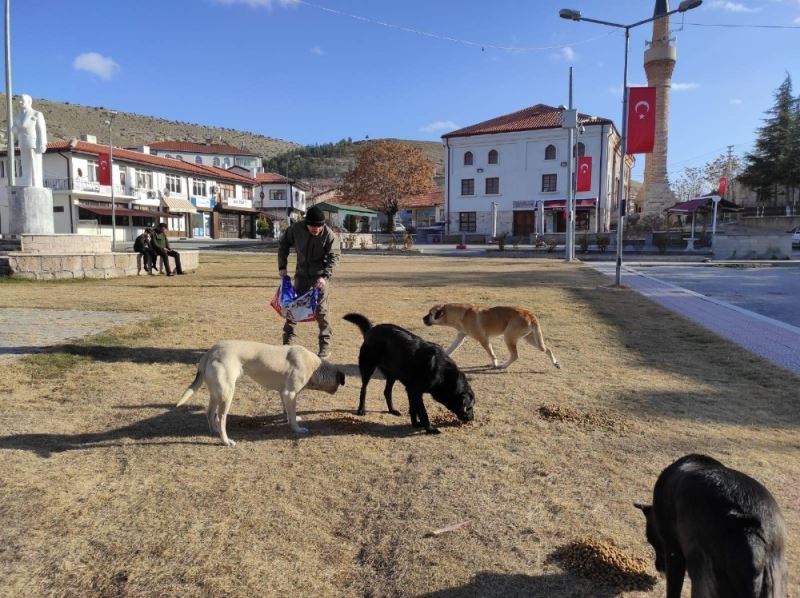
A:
[
  {"left": 635, "top": 454, "right": 786, "bottom": 598},
  {"left": 343, "top": 313, "right": 474, "bottom": 434}
]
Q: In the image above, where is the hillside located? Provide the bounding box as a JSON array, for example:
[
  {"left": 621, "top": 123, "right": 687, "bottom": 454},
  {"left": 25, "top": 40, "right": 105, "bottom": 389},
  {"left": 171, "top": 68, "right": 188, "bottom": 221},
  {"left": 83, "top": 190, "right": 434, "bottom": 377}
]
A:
[
  {"left": 0, "top": 95, "right": 444, "bottom": 186},
  {"left": 0, "top": 94, "right": 299, "bottom": 159}
]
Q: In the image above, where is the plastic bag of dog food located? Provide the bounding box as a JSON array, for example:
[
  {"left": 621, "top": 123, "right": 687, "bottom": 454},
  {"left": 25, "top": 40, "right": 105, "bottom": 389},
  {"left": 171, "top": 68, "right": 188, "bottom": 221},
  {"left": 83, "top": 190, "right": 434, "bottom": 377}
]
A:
[{"left": 270, "top": 276, "right": 319, "bottom": 322}]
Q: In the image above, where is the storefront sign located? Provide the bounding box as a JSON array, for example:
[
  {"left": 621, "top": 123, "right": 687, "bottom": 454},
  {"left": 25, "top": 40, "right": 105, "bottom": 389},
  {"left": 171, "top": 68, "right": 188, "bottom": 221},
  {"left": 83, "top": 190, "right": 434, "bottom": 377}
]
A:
[
  {"left": 192, "top": 196, "right": 213, "bottom": 209},
  {"left": 225, "top": 197, "right": 252, "bottom": 209},
  {"left": 513, "top": 200, "right": 538, "bottom": 209}
]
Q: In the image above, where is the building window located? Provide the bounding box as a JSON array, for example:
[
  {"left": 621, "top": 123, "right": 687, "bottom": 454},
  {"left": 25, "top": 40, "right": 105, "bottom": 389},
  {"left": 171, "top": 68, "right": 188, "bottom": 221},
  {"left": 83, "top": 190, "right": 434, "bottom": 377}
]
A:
[
  {"left": 195, "top": 156, "right": 203, "bottom": 165},
  {"left": 53, "top": 206, "right": 64, "bottom": 213},
  {"left": 460, "top": 178, "right": 475, "bottom": 196},
  {"left": 165, "top": 154, "right": 173, "bottom": 159},
  {"left": 270, "top": 189, "right": 286, "bottom": 201},
  {"left": 488, "top": 149, "right": 498, "bottom": 164},
  {"left": 219, "top": 182, "right": 235, "bottom": 200},
  {"left": 175, "top": 155, "right": 183, "bottom": 161},
  {"left": 485, "top": 177, "right": 499, "bottom": 195},
  {"left": 192, "top": 179, "right": 207, "bottom": 196},
  {"left": 576, "top": 211, "right": 590, "bottom": 231},
  {"left": 542, "top": 174, "right": 557, "bottom": 193},
  {"left": 213, "top": 157, "right": 220, "bottom": 167},
  {"left": 459, "top": 212, "right": 476, "bottom": 232},
  {"left": 136, "top": 169, "right": 154, "bottom": 189},
  {"left": 223, "top": 157, "right": 231, "bottom": 167},
  {"left": 573, "top": 142, "right": 586, "bottom": 158},
  {"left": 243, "top": 186, "right": 253, "bottom": 200},
  {"left": 464, "top": 151, "right": 473, "bottom": 166},
  {"left": 545, "top": 144, "right": 556, "bottom": 160},
  {"left": 87, "top": 159, "right": 99, "bottom": 182},
  {"left": 166, "top": 174, "right": 182, "bottom": 194}
]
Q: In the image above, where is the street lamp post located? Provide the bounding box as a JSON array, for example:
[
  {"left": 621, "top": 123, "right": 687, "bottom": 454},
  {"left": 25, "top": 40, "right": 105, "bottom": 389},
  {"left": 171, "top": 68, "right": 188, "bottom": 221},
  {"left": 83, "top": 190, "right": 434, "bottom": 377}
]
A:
[
  {"left": 105, "top": 111, "right": 118, "bottom": 249},
  {"left": 559, "top": 0, "right": 702, "bottom": 285},
  {"left": 285, "top": 156, "right": 295, "bottom": 230},
  {"left": 4, "top": 0, "right": 14, "bottom": 189}
]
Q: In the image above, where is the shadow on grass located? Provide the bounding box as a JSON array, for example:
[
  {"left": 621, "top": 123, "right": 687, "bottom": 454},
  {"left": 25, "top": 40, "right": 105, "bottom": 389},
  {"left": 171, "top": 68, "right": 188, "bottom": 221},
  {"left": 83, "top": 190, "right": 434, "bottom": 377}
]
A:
[
  {"left": 34, "top": 345, "right": 206, "bottom": 366},
  {"left": 0, "top": 405, "right": 433, "bottom": 458},
  {"left": 420, "top": 571, "right": 633, "bottom": 598}
]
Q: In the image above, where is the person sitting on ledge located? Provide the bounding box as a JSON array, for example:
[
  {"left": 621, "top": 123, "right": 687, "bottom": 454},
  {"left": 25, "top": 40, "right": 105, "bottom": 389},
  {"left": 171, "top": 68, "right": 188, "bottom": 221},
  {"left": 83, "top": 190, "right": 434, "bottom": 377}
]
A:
[
  {"left": 152, "top": 222, "right": 184, "bottom": 276},
  {"left": 134, "top": 227, "right": 157, "bottom": 275}
]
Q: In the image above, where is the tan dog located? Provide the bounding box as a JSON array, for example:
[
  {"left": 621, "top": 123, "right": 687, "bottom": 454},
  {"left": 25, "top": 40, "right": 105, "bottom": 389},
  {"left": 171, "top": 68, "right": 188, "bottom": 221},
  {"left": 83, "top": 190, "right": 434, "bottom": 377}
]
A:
[
  {"left": 423, "top": 304, "right": 560, "bottom": 370},
  {"left": 177, "top": 341, "right": 345, "bottom": 446}
]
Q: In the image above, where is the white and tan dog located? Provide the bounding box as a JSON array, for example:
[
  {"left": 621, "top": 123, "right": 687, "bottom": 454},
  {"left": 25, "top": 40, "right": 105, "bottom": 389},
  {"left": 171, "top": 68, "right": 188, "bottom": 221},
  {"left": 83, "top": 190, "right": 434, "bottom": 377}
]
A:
[
  {"left": 177, "top": 340, "right": 345, "bottom": 446},
  {"left": 423, "top": 303, "right": 560, "bottom": 370}
]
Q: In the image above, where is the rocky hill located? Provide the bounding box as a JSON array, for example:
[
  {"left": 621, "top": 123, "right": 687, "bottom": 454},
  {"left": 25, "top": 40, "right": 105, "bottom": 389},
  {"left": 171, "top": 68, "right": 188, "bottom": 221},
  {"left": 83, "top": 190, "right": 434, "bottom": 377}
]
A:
[
  {"left": 0, "top": 95, "right": 444, "bottom": 185},
  {"left": 0, "top": 94, "right": 299, "bottom": 158}
]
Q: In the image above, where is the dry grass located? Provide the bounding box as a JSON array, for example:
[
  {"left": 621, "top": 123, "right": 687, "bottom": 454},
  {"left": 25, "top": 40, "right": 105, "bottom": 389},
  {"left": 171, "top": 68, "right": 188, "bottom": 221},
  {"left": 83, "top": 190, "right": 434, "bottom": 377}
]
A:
[{"left": 0, "top": 253, "right": 798, "bottom": 598}]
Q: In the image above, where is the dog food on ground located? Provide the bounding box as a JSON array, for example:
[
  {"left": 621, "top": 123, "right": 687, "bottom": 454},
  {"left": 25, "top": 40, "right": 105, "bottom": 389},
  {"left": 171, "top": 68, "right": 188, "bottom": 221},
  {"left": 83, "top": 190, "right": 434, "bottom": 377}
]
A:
[
  {"left": 537, "top": 404, "right": 626, "bottom": 431},
  {"left": 547, "top": 537, "right": 656, "bottom": 591}
]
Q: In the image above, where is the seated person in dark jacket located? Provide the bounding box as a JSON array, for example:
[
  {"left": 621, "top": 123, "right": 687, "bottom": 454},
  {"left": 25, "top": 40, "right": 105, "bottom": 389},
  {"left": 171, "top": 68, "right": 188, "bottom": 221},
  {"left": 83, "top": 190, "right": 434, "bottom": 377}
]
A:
[
  {"left": 151, "top": 223, "right": 184, "bottom": 276},
  {"left": 134, "top": 227, "right": 157, "bottom": 274}
]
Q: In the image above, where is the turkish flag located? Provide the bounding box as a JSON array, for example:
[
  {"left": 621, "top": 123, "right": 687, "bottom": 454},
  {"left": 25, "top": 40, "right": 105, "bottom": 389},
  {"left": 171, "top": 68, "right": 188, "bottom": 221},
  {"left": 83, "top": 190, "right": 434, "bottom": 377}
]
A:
[
  {"left": 577, "top": 156, "right": 592, "bottom": 192},
  {"left": 718, "top": 177, "right": 727, "bottom": 196},
  {"left": 98, "top": 153, "right": 111, "bottom": 185},
  {"left": 626, "top": 87, "right": 656, "bottom": 154}
]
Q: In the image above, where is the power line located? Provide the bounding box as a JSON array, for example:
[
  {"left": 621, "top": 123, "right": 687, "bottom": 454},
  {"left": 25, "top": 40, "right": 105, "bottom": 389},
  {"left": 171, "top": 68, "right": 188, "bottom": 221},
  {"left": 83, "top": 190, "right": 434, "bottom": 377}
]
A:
[
  {"left": 295, "top": 0, "right": 616, "bottom": 52},
  {"left": 685, "top": 22, "right": 800, "bottom": 30}
]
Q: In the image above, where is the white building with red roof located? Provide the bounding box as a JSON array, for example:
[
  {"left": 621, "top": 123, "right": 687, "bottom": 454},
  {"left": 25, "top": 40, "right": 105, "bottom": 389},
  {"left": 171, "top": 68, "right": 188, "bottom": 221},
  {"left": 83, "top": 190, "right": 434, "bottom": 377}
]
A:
[
  {"left": 144, "top": 139, "right": 261, "bottom": 173},
  {"left": 1, "top": 134, "right": 259, "bottom": 241},
  {"left": 252, "top": 172, "right": 308, "bottom": 229},
  {"left": 442, "top": 104, "right": 634, "bottom": 239}
]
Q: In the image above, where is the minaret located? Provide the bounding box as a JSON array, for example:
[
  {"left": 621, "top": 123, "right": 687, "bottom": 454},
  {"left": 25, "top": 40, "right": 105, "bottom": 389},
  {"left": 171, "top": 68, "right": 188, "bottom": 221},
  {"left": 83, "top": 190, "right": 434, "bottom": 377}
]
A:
[{"left": 637, "top": 0, "right": 678, "bottom": 216}]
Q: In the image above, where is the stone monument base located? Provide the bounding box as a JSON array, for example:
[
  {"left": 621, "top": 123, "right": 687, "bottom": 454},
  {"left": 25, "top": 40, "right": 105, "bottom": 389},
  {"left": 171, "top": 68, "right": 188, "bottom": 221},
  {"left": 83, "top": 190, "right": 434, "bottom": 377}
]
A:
[{"left": 9, "top": 186, "right": 54, "bottom": 235}]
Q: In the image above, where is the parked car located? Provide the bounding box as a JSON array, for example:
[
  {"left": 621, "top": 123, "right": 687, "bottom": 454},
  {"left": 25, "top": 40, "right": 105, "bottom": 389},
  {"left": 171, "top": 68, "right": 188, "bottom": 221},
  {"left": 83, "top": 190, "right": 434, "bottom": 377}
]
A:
[{"left": 789, "top": 226, "right": 800, "bottom": 248}]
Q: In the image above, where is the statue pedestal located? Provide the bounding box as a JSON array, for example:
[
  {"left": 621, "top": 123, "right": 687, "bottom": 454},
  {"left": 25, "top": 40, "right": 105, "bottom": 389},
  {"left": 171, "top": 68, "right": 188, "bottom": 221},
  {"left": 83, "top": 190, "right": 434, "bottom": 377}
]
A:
[{"left": 9, "top": 186, "right": 54, "bottom": 235}]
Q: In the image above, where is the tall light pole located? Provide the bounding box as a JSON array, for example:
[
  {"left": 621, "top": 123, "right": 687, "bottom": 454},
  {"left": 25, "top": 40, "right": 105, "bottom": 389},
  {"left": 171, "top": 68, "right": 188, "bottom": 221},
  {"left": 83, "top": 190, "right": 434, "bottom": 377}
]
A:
[
  {"left": 105, "top": 110, "right": 118, "bottom": 248},
  {"left": 559, "top": 0, "right": 702, "bottom": 285},
  {"left": 285, "top": 155, "right": 295, "bottom": 229},
  {"left": 4, "top": 0, "right": 14, "bottom": 188}
]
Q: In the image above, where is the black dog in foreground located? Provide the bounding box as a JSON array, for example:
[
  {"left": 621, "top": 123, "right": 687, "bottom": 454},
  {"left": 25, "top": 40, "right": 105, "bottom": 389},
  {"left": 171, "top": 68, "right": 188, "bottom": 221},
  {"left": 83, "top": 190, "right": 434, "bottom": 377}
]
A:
[
  {"left": 635, "top": 454, "right": 786, "bottom": 598},
  {"left": 343, "top": 313, "right": 474, "bottom": 434}
]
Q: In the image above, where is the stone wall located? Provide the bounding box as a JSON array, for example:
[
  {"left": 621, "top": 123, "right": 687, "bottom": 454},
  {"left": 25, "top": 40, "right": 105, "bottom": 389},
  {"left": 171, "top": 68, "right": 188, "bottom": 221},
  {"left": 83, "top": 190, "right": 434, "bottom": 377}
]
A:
[
  {"left": 7, "top": 250, "right": 199, "bottom": 280},
  {"left": 20, "top": 234, "right": 112, "bottom": 254},
  {"left": 713, "top": 233, "right": 791, "bottom": 260}
]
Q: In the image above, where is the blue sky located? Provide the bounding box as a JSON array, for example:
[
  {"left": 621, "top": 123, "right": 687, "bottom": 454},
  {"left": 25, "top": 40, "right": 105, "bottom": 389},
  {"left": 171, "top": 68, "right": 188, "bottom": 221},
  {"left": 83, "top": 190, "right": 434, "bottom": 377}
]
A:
[{"left": 9, "top": 0, "right": 800, "bottom": 180}]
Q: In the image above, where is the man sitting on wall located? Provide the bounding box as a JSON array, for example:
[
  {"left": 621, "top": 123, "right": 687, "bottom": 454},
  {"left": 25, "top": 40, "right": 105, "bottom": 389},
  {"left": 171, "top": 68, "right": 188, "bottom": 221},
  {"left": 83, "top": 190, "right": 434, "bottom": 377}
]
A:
[
  {"left": 152, "top": 223, "right": 184, "bottom": 276},
  {"left": 134, "top": 227, "right": 157, "bottom": 275}
]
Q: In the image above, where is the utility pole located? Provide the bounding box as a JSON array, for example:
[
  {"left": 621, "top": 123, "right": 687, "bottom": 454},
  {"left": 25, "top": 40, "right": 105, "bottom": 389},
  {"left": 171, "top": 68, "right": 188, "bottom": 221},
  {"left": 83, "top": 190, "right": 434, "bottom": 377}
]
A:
[
  {"left": 5, "top": 0, "right": 15, "bottom": 188},
  {"left": 725, "top": 145, "right": 734, "bottom": 203}
]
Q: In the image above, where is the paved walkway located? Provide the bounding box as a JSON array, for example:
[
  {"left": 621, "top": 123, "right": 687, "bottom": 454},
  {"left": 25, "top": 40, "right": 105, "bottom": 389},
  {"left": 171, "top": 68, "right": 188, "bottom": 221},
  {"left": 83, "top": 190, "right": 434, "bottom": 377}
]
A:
[
  {"left": 0, "top": 308, "right": 148, "bottom": 359},
  {"left": 590, "top": 263, "right": 800, "bottom": 375}
]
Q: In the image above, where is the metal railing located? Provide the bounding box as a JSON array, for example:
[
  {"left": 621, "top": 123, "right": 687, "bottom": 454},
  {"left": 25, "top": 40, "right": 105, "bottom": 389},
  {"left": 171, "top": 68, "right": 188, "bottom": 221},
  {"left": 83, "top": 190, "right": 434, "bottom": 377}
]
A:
[{"left": 44, "top": 178, "right": 130, "bottom": 196}]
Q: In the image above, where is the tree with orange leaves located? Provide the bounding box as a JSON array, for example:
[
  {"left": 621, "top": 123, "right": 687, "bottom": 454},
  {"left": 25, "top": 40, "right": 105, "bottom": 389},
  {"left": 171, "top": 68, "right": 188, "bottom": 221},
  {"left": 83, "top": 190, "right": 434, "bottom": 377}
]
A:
[{"left": 340, "top": 140, "right": 435, "bottom": 232}]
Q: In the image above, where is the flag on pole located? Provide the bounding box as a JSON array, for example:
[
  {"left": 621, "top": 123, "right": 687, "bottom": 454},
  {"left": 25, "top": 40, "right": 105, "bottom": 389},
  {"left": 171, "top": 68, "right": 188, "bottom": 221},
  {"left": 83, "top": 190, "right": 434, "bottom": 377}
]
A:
[
  {"left": 98, "top": 153, "right": 111, "bottom": 185},
  {"left": 577, "top": 156, "right": 592, "bottom": 192},
  {"left": 718, "top": 177, "right": 727, "bottom": 196},
  {"left": 626, "top": 87, "right": 656, "bottom": 154}
]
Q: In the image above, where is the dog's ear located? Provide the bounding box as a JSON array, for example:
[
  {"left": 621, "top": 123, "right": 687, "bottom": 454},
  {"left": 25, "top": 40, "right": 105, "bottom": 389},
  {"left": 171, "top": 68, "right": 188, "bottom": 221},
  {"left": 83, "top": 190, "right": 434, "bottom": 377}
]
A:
[
  {"left": 633, "top": 502, "right": 652, "bottom": 516},
  {"left": 337, "top": 370, "right": 346, "bottom": 386}
]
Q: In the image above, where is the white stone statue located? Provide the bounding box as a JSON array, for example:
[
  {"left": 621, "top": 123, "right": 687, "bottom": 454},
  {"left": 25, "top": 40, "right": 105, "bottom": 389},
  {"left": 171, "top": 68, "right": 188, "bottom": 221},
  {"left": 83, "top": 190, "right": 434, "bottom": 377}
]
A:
[{"left": 11, "top": 94, "right": 48, "bottom": 188}]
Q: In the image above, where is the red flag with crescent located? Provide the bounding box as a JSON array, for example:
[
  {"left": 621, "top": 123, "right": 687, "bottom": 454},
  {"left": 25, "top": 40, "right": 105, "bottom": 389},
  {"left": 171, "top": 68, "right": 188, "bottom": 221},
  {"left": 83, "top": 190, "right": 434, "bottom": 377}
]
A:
[
  {"left": 577, "top": 156, "right": 592, "bottom": 192},
  {"left": 626, "top": 87, "right": 656, "bottom": 154},
  {"left": 98, "top": 152, "right": 111, "bottom": 185},
  {"left": 718, "top": 177, "right": 727, "bottom": 196}
]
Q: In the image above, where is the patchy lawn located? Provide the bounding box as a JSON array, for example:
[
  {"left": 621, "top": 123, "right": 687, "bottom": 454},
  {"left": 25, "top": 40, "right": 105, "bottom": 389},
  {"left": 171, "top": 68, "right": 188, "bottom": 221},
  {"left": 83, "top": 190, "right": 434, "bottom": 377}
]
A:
[{"left": 0, "top": 253, "right": 797, "bottom": 597}]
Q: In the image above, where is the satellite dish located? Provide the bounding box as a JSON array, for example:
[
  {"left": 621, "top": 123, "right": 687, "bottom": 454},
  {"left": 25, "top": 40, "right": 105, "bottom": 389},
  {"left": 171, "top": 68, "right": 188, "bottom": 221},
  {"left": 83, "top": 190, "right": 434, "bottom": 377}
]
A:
[{"left": 162, "top": 188, "right": 170, "bottom": 198}]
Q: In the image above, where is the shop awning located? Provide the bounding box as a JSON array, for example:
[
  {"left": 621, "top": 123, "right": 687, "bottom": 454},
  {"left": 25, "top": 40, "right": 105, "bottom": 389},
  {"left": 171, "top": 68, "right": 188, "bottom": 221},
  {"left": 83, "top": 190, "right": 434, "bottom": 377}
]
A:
[
  {"left": 79, "top": 206, "right": 157, "bottom": 218},
  {"left": 218, "top": 205, "right": 259, "bottom": 214},
  {"left": 542, "top": 198, "right": 597, "bottom": 209},
  {"left": 664, "top": 196, "right": 741, "bottom": 215},
  {"left": 162, "top": 197, "right": 197, "bottom": 214}
]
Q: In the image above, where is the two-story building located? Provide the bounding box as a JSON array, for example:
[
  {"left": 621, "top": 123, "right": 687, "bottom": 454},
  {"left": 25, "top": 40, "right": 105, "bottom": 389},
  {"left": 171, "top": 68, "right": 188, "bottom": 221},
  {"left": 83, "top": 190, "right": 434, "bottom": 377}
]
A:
[
  {"left": 442, "top": 104, "right": 634, "bottom": 239},
  {"left": 252, "top": 172, "right": 307, "bottom": 231},
  {"left": 145, "top": 140, "right": 261, "bottom": 173},
  {"left": 0, "top": 135, "right": 258, "bottom": 240}
]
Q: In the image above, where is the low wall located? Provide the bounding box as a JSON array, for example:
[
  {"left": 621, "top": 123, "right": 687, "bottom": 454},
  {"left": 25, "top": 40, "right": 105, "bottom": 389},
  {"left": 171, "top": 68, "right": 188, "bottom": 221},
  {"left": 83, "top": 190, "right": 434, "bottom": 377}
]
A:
[
  {"left": 20, "top": 234, "right": 112, "bottom": 254},
  {"left": 7, "top": 250, "right": 199, "bottom": 280},
  {"left": 713, "top": 233, "right": 791, "bottom": 260}
]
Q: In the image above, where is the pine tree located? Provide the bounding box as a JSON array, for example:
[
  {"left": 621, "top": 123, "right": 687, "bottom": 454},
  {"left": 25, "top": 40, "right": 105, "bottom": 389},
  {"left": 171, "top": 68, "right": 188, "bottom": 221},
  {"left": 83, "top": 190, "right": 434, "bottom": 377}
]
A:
[{"left": 740, "top": 74, "right": 797, "bottom": 205}]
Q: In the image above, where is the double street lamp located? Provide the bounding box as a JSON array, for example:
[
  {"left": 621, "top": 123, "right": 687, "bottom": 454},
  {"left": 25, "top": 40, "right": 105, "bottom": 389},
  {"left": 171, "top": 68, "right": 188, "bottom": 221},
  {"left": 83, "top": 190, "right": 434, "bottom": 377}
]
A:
[
  {"left": 559, "top": 0, "right": 702, "bottom": 285},
  {"left": 104, "top": 110, "right": 118, "bottom": 248}
]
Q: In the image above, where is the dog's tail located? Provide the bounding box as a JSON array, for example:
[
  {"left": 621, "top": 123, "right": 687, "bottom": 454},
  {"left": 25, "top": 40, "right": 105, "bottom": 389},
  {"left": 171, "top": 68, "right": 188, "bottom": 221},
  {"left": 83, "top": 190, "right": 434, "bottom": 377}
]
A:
[
  {"left": 523, "top": 318, "right": 560, "bottom": 369},
  {"left": 177, "top": 352, "right": 208, "bottom": 406},
  {"left": 343, "top": 313, "right": 373, "bottom": 337}
]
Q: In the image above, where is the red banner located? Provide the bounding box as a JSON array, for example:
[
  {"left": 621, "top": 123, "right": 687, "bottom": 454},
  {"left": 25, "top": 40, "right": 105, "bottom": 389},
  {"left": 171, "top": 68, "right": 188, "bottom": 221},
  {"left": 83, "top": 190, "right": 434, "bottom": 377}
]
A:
[
  {"left": 577, "top": 156, "right": 592, "bottom": 192},
  {"left": 98, "top": 152, "right": 111, "bottom": 185},
  {"left": 718, "top": 177, "right": 727, "bottom": 196},
  {"left": 626, "top": 87, "right": 656, "bottom": 154}
]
